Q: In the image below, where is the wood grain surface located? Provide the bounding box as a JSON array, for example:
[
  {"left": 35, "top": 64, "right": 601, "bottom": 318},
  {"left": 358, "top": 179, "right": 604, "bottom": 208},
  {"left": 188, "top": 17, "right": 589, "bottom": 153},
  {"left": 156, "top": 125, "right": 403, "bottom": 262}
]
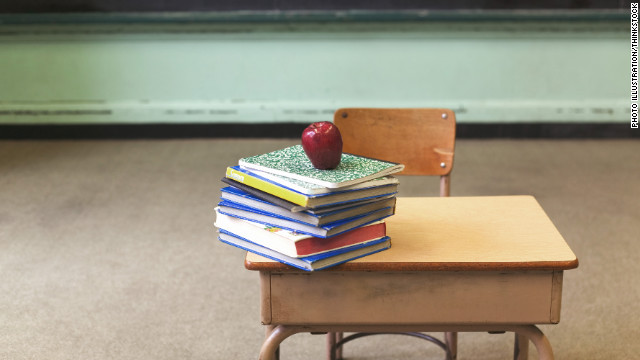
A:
[
  {"left": 245, "top": 196, "right": 579, "bottom": 272},
  {"left": 334, "top": 108, "right": 456, "bottom": 176}
]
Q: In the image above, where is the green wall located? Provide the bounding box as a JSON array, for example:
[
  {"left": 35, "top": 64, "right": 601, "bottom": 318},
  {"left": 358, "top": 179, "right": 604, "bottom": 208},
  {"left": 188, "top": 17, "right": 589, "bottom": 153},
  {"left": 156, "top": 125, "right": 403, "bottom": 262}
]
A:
[{"left": 0, "top": 16, "right": 628, "bottom": 124}]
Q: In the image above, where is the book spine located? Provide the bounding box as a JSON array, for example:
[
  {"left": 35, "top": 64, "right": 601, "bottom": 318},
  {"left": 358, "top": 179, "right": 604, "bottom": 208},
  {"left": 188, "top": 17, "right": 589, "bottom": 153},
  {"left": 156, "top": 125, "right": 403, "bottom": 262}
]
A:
[
  {"left": 218, "top": 233, "right": 312, "bottom": 271},
  {"left": 295, "top": 222, "right": 386, "bottom": 256},
  {"left": 217, "top": 206, "right": 326, "bottom": 237},
  {"left": 226, "top": 167, "right": 309, "bottom": 206}
]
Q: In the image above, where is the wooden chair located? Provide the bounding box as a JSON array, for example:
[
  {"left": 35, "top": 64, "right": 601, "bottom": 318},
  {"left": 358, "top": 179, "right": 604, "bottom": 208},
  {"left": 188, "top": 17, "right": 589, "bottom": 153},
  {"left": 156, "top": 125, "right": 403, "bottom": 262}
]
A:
[{"left": 330, "top": 107, "right": 457, "bottom": 359}]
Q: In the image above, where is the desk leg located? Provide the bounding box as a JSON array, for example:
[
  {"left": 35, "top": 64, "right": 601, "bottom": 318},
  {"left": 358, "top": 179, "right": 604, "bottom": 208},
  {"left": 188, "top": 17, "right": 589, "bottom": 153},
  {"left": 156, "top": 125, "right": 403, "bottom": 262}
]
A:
[
  {"left": 514, "top": 332, "right": 530, "bottom": 360},
  {"left": 326, "top": 332, "right": 344, "bottom": 360},
  {"left": 326, "top": 332, "right": 336, "bottom": 360},
  {"left": 260, "top": 324, "right": 552, "bottom": 360},
  {"left": 445, "top": 332, "right": 458, "bottom": 360},
  {"left": 265, "top": 326, "right": 280, "bottom": 360},
  {"left": 510, "top": 325, "right": 553, "bottom": 360},
  {"left": 259, "top": 325, "right": 299, "bottom": 360}
]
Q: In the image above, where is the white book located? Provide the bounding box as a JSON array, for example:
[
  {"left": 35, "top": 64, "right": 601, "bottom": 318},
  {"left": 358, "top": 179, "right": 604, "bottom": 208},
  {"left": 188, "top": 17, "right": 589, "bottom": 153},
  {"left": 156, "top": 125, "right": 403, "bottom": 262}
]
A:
[
  {"left": 243, "top": 167, "right": 399, "bottom": 195},
  {"left": 216, "top": 202, "right": 394, "bottom": 238},
  {"left": 220, "top": 186, "right": 397, "bottom": 226}
]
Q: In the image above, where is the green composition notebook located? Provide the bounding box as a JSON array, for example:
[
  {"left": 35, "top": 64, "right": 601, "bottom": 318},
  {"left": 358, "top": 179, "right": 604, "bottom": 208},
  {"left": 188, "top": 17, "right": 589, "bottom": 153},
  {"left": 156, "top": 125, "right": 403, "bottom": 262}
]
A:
[{"left": 238, "top": 145, "right": 404, "bottom": 189}]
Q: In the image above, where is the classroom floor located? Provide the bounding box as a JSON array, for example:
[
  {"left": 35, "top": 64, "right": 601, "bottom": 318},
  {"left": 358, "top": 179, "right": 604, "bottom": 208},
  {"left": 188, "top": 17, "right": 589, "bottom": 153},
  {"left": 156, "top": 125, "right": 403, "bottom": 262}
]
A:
[{"left": 1, "top": 138, "right": 638, "bottom": 359}]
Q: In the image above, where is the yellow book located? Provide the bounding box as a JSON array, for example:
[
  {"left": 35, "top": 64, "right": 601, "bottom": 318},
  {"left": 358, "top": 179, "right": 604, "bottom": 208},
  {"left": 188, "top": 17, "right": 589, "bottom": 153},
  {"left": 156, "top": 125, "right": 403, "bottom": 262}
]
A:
[{"left": 226, "top": 166, "right": 309, "bottom": 206}]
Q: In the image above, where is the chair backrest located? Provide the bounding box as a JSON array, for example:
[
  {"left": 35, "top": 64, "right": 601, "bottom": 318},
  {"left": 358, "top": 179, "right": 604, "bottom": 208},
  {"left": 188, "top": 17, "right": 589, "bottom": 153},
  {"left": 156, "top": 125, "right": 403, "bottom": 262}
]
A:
[{"left": 333, "top": 108, "right": 456, "bottom": 197}]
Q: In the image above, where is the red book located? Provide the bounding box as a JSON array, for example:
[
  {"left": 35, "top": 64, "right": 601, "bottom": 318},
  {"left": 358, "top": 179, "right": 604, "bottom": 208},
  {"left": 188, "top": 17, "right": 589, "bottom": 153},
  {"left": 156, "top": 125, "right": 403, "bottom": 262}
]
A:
[{"left": 215, "top": 210, "right": 387, "bottom": 258}]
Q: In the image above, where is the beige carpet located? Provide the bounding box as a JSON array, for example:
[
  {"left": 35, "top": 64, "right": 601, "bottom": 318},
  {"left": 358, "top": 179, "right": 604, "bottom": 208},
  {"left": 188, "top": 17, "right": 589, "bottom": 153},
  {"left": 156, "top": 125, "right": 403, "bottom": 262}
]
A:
[{"left": 1, "top": 139, "right": 638, "bottom": 359}]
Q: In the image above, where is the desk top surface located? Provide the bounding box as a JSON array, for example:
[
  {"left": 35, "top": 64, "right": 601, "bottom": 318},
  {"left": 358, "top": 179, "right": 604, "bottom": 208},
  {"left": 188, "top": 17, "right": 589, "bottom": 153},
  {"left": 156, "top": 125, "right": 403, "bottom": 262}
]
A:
[{"left": 244, "top": 196, "right": 579, "bottom": 272}]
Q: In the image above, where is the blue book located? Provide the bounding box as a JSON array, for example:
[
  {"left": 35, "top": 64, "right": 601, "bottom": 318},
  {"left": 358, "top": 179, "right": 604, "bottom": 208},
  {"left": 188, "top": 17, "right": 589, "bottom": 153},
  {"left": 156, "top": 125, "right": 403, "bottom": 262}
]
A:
[
  {"left": 218, "top": 230, "right": 391, "bottom": 271},
  {"left": 220, "top": 186, "right": 397, "bottom": 226},
  {"left": 216, "top": 200, "right": 395, "bottom": 238}
]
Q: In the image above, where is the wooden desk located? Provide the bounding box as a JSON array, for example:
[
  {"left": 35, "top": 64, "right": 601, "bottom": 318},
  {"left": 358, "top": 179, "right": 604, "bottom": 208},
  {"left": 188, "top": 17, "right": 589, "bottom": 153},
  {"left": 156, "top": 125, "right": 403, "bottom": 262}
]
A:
[{"left": 245, "top": 196, "right": 579, "bottom": 360}]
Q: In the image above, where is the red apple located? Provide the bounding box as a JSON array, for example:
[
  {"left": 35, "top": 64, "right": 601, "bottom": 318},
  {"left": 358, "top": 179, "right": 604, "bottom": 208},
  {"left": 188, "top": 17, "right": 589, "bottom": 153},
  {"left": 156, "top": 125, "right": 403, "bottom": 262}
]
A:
[{"left": 301, "top": 121, "right": 343, "bottom": 170}]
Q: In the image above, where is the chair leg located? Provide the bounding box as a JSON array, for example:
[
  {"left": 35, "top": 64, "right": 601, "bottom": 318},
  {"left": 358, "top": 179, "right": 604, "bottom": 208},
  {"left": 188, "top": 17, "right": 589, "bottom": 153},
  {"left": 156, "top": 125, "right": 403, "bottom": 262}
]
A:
[
  {"left": 440, "top": 174, "right": 451, "bottom": 197},
  {"left": 328, "top": 331, "right": 451, "bottom": 360},
  {"left": 335, "top": 332, "right": 343, "bottom": 359},
  {"left": 270, "top": 326, "right": 549, "bottom": 360},
  {"left": 445, "top": 332, "right": 458, "bottom": 360}
]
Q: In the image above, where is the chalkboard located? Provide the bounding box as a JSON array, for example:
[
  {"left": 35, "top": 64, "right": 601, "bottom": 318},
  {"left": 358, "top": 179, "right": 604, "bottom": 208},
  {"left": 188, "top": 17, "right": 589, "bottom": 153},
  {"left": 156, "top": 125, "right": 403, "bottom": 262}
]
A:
[{"left": 0, "top": 0, "right": 628, "bottom": 14}]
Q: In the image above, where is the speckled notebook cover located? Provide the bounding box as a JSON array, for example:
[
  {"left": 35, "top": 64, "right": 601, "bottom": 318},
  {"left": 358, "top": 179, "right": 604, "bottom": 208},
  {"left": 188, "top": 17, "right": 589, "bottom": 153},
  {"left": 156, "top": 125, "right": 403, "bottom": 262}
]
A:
[{"left": 238, "top": 145, "right": 404, "bottom": 188}]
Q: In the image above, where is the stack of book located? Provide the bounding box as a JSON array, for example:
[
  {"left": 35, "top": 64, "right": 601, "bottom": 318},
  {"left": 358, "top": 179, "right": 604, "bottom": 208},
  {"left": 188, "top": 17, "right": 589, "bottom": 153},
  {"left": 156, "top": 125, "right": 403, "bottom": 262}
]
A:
[{"left": 214, "top": 145, "right": 404, "bottom": 271}]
